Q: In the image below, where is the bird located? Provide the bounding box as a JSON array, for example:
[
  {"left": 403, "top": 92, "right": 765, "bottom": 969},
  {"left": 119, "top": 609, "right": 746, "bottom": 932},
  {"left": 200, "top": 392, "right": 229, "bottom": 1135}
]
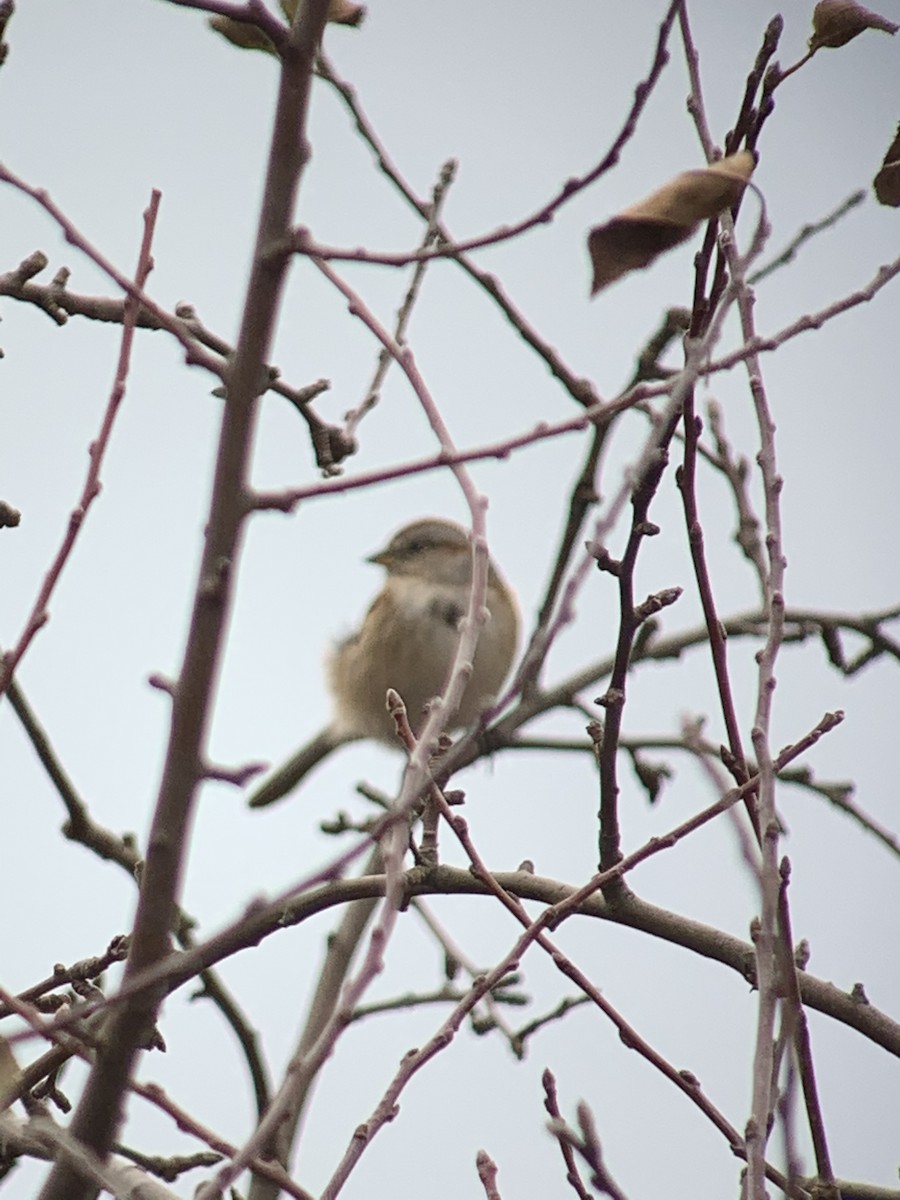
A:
[{"left": 248, "top": 518, "right": 519, "bottom": 808}]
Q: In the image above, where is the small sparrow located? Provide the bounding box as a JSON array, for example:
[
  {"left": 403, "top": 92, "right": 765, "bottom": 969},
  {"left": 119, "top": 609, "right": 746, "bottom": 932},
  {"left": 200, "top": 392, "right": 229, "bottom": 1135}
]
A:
[{"left": 248, "top": 518, "right": 519, "bottom": 808}]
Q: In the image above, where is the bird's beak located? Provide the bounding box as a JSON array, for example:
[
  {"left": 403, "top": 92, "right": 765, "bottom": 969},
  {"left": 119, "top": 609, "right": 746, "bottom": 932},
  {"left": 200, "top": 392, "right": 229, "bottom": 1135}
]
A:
[{"left": 366, "top": 548, "right": 391, "bottom": 567}]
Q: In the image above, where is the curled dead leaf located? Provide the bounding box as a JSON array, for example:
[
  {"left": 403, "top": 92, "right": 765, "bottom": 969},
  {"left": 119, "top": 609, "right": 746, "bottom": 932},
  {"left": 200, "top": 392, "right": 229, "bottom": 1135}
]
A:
[
  {"left": 623, "top": 150, "right": 756, "bottom": 224},
  {"left": 874, "top": 123, "right": 900, "bottom": 207},
  {"left": 588, "top": 150, "right": 755, "bottom": 295},
  {"left": 588, "top": 220, "right": 692, "bottom": 294},
  {"left": 327, "top": 0, "right": 367, "bottom": 26},
  {"left": 809, "top": 0, "right": 899, "bottom": 50},
  {"left": 212, "top": 0, "right": 365, "bottom": 48},
  {"left": 208, "top": 14, "right": 278, "bottom": 55},
  {"left": 281, "top": 0, "right": 366, "bottom": 25}
]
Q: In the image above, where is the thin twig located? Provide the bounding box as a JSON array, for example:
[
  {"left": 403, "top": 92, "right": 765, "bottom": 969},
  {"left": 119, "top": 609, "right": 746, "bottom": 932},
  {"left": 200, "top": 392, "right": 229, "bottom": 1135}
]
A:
[
  {"left": 525, "top": 308, "right": 689, "bottom": 699},
  {"left": 704, "top": 399, "right": 767, "bottom": 592},
  {"left": 775, "top": 860, "right": 840, "bottom": 1197},
  {"left": 475, "top": 1149, "right": 504, "bottom": 1200},
  {"left": 0, "top": 192, "right": 160, "bottom": 698},
  {"left": 318, "top": 741, "right": 843, "bottom": 1200},
  {"left": 252, "top": 392, "right": 645, "bottom": 511},
  {"left": 511, "top": 996, "right": 590, "bottom": 1059},
  {"left": 679, "top": 12, "right": 787, "bottom": 1192},
  {"left": 707, "top": 254, "right": 900, "bottom": 375},
  {"left": 677, "top": 390, "right": 759, "bottom": 837},
  {"left": 412, "top": 900, "right": 521, "bottom": 1047},
  {"left": 748, "top": 191, "right": 865, "bottom": 285},
  {"left": 316, "top": 51, "right": 599, "bottom": 407},
  {"left": 729, "top": 226, "right": 785, "bottom": 1200},
  {"left": 0, "top": 264, "right": 341, "bottom": 468},
  {"left": 36, "top": 4, "right": 332, "bottom": 1195},
  {"left": 0, "top": 988, "right": 307, "bottom": 1200},
  {"left": 543, "top": 1070, "right": 593, "bottom": 1200},
  {"left": 342, "top": 158, "right": 456, "bottom": 441},
  {"left": 312, "top": 2, "right": 679, "bottom": 272},
  {"left": 301, "top": 248, "right": 495, "bottom": 813},
  {"left": 0, "top": 169, "right": 223, "bottom": 373},
  {"left": 12, "top": 716, "right": 869, "bottom": 1069}
]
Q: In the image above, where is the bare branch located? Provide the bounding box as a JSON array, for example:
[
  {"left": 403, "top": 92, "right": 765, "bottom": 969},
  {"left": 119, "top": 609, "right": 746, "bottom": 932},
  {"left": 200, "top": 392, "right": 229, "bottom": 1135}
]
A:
[
  {"left": 342, "top": 158, "right": 457, "bottom": 442},
  {"left": 0, "top": 192, "right": 160, "bottom": 698},
  {"left": 306, "top": 3, "right": 679, "bottom": 269},
  {"left": 34, "top": 3, "right": 333, "bottom": 1193}
]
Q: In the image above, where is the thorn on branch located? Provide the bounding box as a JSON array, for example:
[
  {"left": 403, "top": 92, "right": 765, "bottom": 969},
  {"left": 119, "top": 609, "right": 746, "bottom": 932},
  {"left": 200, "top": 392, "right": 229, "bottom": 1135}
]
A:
[
  {"left": 147, "top": 673, "right": 176, "bottom": 697},
  {"left": 202, "top": 760, "right": 268, "bottom": 788}
]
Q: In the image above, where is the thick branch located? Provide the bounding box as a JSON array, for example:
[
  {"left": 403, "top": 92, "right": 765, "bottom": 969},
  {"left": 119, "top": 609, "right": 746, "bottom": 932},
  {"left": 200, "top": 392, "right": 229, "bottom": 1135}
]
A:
[{"left": 35, "top": 4, "right": 331, "bottom": 1197}]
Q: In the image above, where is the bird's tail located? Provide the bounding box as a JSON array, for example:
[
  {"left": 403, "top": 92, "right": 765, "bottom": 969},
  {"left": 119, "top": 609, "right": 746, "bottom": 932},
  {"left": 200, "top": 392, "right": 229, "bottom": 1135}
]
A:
[{"left": 247, "top": 727, "right": 350, "bottom": 808}]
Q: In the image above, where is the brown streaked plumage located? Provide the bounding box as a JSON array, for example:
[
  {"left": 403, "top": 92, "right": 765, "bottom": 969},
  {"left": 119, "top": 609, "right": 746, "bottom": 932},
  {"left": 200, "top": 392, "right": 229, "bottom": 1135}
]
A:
[{"left": 248, "top": 519, "right": 519, "bottom": 808}]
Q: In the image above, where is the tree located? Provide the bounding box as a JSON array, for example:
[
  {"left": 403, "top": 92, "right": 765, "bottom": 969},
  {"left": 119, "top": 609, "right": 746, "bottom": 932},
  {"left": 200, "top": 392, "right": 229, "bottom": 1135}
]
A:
[{"left": 1, "top": 2, "right": 898, "bottom": 1198}]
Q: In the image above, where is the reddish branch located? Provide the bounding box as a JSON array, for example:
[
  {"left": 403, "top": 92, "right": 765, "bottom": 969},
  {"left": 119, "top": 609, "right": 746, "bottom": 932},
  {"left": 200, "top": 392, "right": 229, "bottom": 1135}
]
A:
[
  {"left": 34, "top": 3, "right": 333, "bottom": 1198},
  {"left": 775, "top": 860, "right": 840, "bottom": 1197},
  {"left": 14, "top": 716, "right": 864, "bottom": 1064},
  {"left": 543, "top": 1070, "right": 593, "bottom": 1200},
  {"left": 318, "top": 740, "right": 846, "bottom": 1200},
  {"left": 0, "top": 193, "right": 160, "bottom": 698},
  {"left": 677, "top": 395, "right": 760, "bottom": 837},
  {"left": 302, "top": 2, "right": 680, "bottom": 271}
]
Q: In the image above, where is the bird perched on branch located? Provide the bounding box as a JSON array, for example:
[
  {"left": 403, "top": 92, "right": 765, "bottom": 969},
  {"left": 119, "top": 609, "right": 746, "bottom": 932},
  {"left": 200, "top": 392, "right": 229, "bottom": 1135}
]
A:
[{"left": 248, "top": 518, "right": 519, "bottom": 808}]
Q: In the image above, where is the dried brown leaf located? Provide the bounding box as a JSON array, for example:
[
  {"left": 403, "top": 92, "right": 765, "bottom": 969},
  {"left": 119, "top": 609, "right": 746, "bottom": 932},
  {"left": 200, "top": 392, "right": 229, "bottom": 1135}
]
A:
[
  {"left": 809, "top": 0, "right": 899, "bottom": 50},
  {"left": 588, "top": 150, "right": 755, "bottom": 294},
  {"left": 281, "top": 0, "right": 366, "bottom": 25},
  {"left": 623, "top": 150, "right": 756, "bottom": 225},
  {"left": 874, "top": 122, "right": 900, "bottom": 207},
  {"left": 588, "top": 220, "right": 692, "bottom": 293},
  {"left": 208, "top": 14, "right": 278, "bottom": 55},
  {"left": 327, "top": 0, "right": 367, "bottom": 26}
]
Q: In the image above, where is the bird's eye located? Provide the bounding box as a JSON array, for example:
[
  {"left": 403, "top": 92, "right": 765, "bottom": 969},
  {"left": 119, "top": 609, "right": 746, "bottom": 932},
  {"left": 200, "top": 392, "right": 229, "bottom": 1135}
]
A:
[{"left": 406, "top": 540, "right": 426, "bottom": 555}]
